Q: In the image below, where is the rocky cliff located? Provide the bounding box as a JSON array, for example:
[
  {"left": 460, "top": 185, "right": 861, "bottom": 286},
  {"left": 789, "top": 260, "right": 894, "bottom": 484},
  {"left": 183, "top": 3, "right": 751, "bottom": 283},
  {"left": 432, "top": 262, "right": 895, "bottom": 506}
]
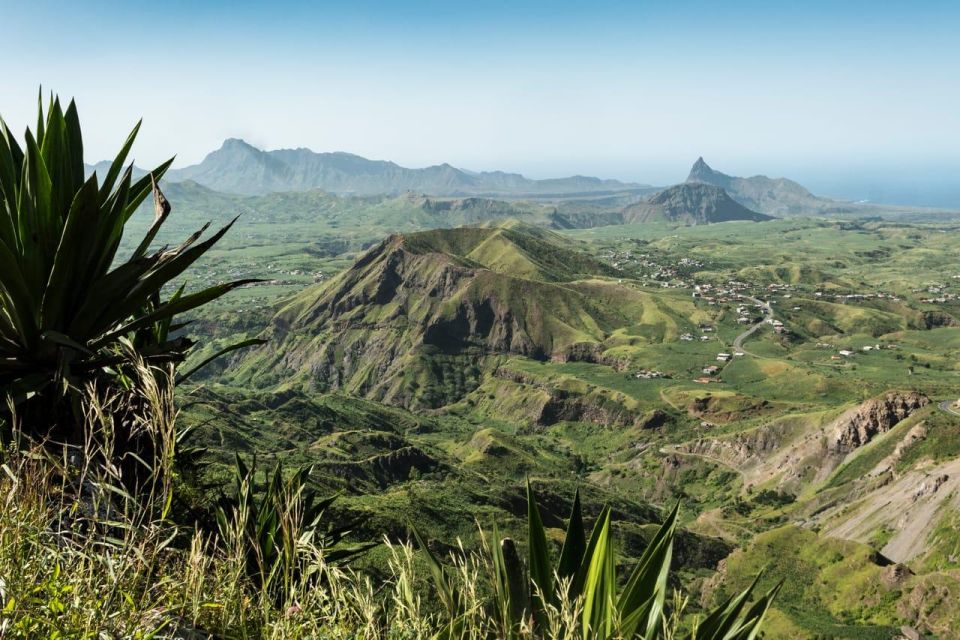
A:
[{"left": 677, "top": 391, "right": 930, "bottom": 493}]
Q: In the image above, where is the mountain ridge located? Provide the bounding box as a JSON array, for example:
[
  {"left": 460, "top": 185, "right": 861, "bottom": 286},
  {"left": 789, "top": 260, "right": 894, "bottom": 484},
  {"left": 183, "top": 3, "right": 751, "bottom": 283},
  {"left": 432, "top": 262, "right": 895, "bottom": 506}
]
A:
[
  {"left": 685, "top": 157, "right": 834, "bottom": 216},
  {"left": 164, "top": 138, "right": 646, "bottom": 197},
  {"left": 622, "top": 183, "right": 772, "bottom": 224}
]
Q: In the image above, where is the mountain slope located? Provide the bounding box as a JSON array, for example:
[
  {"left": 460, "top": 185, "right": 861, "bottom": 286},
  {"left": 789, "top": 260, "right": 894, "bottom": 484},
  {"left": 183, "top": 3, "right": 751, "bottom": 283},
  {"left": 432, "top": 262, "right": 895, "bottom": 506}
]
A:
[
  {"left": 167, "top": 138, "right": 645, "bottom": 196},
  {"left": 686, "top": 157, "right": 833, "bottom": 216},
  {"left": 230, "top": 225, "right": 631, "bottom": 407},
  {"left": 622, "top": 183, "right": 772, "bottom": 224}
]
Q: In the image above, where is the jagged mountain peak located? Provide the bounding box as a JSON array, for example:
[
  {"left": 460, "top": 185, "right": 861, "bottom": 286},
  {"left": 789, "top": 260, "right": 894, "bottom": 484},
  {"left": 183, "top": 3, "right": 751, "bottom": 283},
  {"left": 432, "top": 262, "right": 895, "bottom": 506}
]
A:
[
  {"left": 686, "top": 156, "right": 730, "bottom": 186},
  {"left": 623, "top": 182, "right": 772, "bottom": 225},
  {"left": 683, "top": 158, "right": 830, "bottom": 216},
  {"left": 219, "top": 137, "right": 257, "bottom": 150}
]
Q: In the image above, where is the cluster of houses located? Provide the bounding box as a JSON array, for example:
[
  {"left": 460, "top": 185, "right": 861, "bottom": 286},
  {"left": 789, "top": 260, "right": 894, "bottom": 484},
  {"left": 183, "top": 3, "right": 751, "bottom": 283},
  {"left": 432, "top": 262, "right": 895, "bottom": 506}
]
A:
[
  {"left": 602, "top": 249, "right": 705, "bottom": 286},
  {"left": 692, "top": 352, "right": 744, "bottom": 383},
  {"left": 735, "top": 303, "right": 762, "bottom": 325},
  {"left": 633, "top": 369, "right": 669, "bottom": 379},
  {"left": 693, "top": 283, "right": 748, "bottom": 306},
  {"left": 258, "top": 262, "right": 326, "bottom": 285},
  {"left": 916, "top": 283, "right": 958, "bottom": 304},
  {"left": 830, "top": 343, "right": 897, "bottom": 360},
  {"left": 680, "top": 323, "right": 716, "bottom": 343},
  {"left": 813, "top": 290, "right": 901, "bottom": 303},
  {"left": 679, "top": 332, "right": 714, "bottom": 342}
]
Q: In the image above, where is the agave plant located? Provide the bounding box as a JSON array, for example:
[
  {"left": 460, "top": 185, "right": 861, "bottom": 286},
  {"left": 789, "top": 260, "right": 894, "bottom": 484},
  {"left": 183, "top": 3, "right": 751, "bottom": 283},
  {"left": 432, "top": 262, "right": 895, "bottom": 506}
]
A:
[
  {"left": 0, "top": 94, "right": 259, "bottom": 441},
  {"left": 416, "top": 482, "right": 781, "bottom": 639},
  {"left": 215, "top": 455, "right": 374, "bottom": 606}
]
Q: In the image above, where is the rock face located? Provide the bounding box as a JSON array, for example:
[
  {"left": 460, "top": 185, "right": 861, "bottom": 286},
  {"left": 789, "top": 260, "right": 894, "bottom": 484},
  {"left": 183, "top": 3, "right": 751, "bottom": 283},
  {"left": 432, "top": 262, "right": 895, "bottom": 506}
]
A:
[
  {"left": 677, "top": 391, "right": 930, "bottom": 493},
  {"left": 537, "top": 391, "right": 637, "bottom": 428},
  {"left": 621, "top": 183, "right": 772, "bottom": 225},
  {"left": 685, "top": 157, "right": 835, "bottom": 216},
  {"left": 829, "top": 391, "right": 930, "bottom": 453},
  {"left": 687, "top": 157, "right": 733, "bottom": 189}
]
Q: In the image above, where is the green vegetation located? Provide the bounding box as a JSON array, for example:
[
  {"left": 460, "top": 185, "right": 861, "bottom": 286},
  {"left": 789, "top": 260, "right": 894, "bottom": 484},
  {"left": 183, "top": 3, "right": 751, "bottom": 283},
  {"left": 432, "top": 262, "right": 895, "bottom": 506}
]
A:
[
  {"left": 5, "top": 95, "right": 960, "bottom": 638},
  {"left": 414, "top": 483, "right": 779, "bottom": 639},
  {"left": 0, "top": 95, "right": 252, "bottom": 456}
]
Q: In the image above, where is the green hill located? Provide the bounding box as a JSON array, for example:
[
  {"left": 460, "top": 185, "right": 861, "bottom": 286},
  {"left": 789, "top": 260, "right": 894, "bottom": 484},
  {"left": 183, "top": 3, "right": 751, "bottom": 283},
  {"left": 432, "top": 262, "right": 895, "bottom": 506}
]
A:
[{"left": 229, "top": 225, "right": 634, "bottom": 406}]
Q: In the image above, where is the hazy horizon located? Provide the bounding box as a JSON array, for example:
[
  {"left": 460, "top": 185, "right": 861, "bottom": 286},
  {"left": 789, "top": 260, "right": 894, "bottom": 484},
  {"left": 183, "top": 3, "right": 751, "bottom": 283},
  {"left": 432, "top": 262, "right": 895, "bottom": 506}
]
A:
[{"left": 5, "top": 0, "right": 959, "bottom": 207}]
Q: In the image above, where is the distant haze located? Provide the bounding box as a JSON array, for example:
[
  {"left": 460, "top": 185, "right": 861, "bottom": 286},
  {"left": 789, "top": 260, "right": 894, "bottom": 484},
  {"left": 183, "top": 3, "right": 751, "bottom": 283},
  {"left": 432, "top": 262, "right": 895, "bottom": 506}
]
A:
[{"left": 4, "top": 1, "right": 959, "bottom": 208}]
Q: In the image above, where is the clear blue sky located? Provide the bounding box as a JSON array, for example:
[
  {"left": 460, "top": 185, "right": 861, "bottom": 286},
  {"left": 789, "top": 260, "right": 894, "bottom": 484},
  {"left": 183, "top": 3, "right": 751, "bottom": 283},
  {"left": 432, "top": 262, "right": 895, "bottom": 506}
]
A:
[{"left": 3, "top": 0, "right": 959, "bottom": 205}]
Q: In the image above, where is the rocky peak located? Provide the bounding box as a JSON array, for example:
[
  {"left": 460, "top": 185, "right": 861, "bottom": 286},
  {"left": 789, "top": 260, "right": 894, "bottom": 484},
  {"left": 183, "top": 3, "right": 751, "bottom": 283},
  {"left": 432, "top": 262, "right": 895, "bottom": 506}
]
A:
[
  {"left": 624, "top": 183, "right": 771, "bottom": 224},
  {"left": 686, "top": 157, "right": 730, "bottom": 187}
]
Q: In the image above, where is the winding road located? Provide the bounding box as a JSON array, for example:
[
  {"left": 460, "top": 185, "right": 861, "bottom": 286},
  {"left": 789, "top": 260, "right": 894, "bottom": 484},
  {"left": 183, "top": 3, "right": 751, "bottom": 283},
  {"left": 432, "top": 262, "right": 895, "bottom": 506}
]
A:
[
  {"left": 939, "top": 400, "right": 960, "bottom": 418},
  {"left": 731, "top": 295, "right": 773, "bottom": 355}
]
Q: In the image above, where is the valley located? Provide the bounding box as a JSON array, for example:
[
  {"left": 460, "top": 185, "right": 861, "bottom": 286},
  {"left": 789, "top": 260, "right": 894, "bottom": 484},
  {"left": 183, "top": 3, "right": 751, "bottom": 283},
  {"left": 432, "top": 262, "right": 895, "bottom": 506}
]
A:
[
  {"left": 8, "top": 7, "right": 960, "bottom": 638},
  {"left": 138, "top": 155, "right": 960, "bottom": 637}
]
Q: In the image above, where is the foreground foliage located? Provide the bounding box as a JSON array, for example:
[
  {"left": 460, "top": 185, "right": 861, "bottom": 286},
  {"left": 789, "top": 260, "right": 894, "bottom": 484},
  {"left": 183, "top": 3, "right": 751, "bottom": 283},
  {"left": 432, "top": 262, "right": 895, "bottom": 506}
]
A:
[
  {"left": 215, "top": 455, "right": 374, "bottom": 606},
  {"left": 416, "top": 483, "right": 779, "bottom": 640},
  {"left": 0, "top": 94, "right": 255, "bottom": 446},
  {"left": 0, "top": 360, "right": 776, "bottom": 638}
]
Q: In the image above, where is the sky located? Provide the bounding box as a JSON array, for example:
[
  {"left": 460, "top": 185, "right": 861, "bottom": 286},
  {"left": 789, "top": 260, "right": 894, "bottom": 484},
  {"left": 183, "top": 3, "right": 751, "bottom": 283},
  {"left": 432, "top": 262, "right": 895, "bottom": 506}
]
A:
[{"left": 3, "top": 0, "right": 959, "bottom": 206}]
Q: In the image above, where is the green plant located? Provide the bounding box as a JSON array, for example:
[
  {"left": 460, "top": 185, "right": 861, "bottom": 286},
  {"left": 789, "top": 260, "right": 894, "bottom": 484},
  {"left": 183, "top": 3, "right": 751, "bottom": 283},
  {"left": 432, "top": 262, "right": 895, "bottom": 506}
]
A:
[
  {"left": 0, "top": 93, "right": 259, "bottom": 442},
  {"left": 215, "top": 455, "right": 373, "bottom": 607},
  {"left": 416, "top": 482, "right": 781, "bottom": 639}
]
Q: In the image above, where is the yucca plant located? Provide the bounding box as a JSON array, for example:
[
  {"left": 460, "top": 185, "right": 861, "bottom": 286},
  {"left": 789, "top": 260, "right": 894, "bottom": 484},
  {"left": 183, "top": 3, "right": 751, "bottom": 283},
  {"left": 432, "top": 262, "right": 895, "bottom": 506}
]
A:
[
  {"left": 0, "top": 94, "right": 259, "bottom": 444},
  {"left": 417, "top": 483, "right": 781, "bottom": 639}
]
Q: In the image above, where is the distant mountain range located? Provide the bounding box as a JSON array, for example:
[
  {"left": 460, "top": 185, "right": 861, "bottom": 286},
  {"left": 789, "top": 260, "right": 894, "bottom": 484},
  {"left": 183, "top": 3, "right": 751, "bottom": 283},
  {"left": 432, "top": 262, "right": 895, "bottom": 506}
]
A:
[
  {"left": 84, "top": 142, "right": 940, "bottom": 224},
  {"left": 158, "top": 139, "right": 647, "bottom": 197}
]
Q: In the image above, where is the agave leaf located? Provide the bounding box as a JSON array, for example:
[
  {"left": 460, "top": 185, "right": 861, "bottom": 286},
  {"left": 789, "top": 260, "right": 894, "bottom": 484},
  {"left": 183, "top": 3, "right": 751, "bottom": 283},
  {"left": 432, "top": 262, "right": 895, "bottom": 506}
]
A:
[
  {"left": 526, "top": 478, "right": 554, "bottom": 626},
  {"left": 97, "top": 120, "right": 141, "bottom": 201},
  {"left": 412, "top": 526, "right": 460, "bottom": 618},
  {"left": 727, "top": 580, "right": 783, "bottom": 640},
  {"left": 489, "top": 524, "right": 526, "bottom": 635},
  {"left": 0, "top": 118, "right": 25, "bottom": 213},
  {"left": 18, "top": 129, "right": 53, "bottom": 293},
  {"left": 573, "top": 503, "right": 611, "bottom": 597},
  {"left": 92, "top": 279, "right": 260, "bottom": 348},
  {"left": 40, "top": 330, "right": 93, "bottom": 356},
  {"left": 693, "top": 572, "right": 763, "bottom": 640},
  {"left": 39, "top": 177, "right": 100, "bottom": 328},
  {"left": 121, "top": 157, "right": 175, "bottom": 224},
  {"left": 176, "top": 338, "right": 268, "bottom": 385},
  {"left": 62, "top": 100, "right": 84, "bottom": 194},
  {"left": 92, "top": 217, "right": 240, "bottom": 331},
  {"left": 581, "top": 507, "right": 616, "bottom": 639},
  {"left": 617, "top": 501, "right": 680, "bottom": 639},
  {"left": 130, "top": 175, "right": 172, "bottom": 259},
  {"left": 557, "top": 486, "right": 586, "bottom": 586},
  {"left": 0, "top": 240, "right": 38, "bottom": 348}
]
